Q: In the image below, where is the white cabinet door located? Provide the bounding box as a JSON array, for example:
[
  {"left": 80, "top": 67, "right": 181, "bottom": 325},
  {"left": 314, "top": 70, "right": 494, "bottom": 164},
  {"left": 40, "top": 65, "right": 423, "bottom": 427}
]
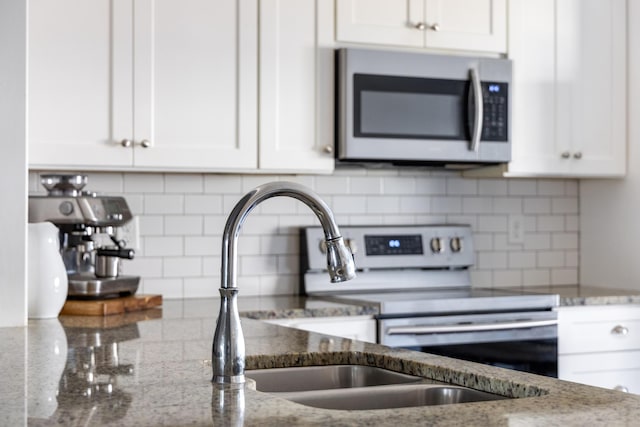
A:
[
  {"left": 29, "top": 0, "right": 133, "bottom": 168},
  {"left": 336, "top": 0, "right": 425, "bottom": 47},
  {"left": 335, "top": 0, "right": 506, "bottom": 53},
  {"left": 258, "top": 0, "right": 335, "bottom": 173},
  {"left": 423, "top": 0, "right": 506, "bottom": 53},
  {"left": 133, "top": 0, "right": 258, "bottom": 170},
  {"left": 29, "top": 0, "right": 258, "bottom": 171},
  {"left": 559, "top": 351, "right": 640, "bottom": 394},
  {"left": 506, "top": 0, "right": 626, "bottom": 178}
]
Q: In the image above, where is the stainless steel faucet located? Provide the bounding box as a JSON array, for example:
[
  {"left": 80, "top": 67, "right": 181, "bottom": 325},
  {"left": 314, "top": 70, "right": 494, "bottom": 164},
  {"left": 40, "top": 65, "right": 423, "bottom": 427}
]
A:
[{"left": 212, "top": 181, "right": 357, "bottom": 384}]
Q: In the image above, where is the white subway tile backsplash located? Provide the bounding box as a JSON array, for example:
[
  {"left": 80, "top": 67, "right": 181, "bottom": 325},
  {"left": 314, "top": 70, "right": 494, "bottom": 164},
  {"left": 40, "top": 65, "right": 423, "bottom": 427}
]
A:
[
  {"left": 383, "top": 177, "right": 416, "bottom": 195},
  {"left": 508, "top": 180, "right": 537, "bottom": 196},
  {"left": 416, "top": 177, "right": 447, "bottom": 195},
  {"left": 537, "top": 180, "right": 566, "bottom": 196},
  {"left": 478, "top": 179, "right": 508, "bottom": 196},
  {"left": 350, "top": 177, "right": 381, "bottom": 194},
  {"left": 523, "top": 197, "right": 551, "bottom": 214},
  {"left": 552, "top": 233, "right": 579, "bottom": 250},
  {"left": 463, "top": 197, "right": 492, "bottom": 214},
  {"left": 204, "top": 175, "right": 242, "bottom": 194},
  {"left": 492, "top": 197, "right": 522, "bottom": 214},
  {"left": 185, "top": 236, "right": 220, "bottom": 256},
  {"left": 447, "top": 177, "right": 477, "bottom": 195},
  {"left": 492, "top": 270, "right": 522, "bottom": 287},
  {"left": 145, "top": 195, "right": 184, "bottom": 214},
  {"left": 523, "top": 269, "right": 551, "bottom": 286},
  {"left": 165, "top": 216, "right": 203, "bottom": 236},
  {"left": 165, "top": 174, "right": 204, "bottom": 193},
  {"left": 144, "top": 237, "right": 184, "bottom": 257},
  {"left": 552, "top": 197, "right": 579, "bottom": 214},
  {"left": 164, "top": 257, "right": 202, "bottom": 277},
  {"left": 125, "top": 173, "right": 164, "bottom": 193},
  {"left": 31, "top": 171, "right": 580, "bottom": 298}
]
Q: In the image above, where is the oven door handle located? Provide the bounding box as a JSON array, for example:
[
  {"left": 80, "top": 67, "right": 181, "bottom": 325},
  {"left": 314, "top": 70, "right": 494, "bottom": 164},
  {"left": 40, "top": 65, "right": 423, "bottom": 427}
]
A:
[{"left": 386, "top": 319, "right": 557, "bottom": 335}]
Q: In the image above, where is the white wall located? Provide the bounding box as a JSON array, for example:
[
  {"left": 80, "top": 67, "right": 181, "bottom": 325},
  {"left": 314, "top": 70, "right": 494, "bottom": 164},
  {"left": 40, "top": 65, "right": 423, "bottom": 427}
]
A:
[
  {"left": 580, "top": 1, "right": 639, "bottom": 289},
  {"left": 0, "top": 0, "right": 28, "bottom": 327},
  {"left": 30, "top": 169, "right": 580, "bottom": 299}
]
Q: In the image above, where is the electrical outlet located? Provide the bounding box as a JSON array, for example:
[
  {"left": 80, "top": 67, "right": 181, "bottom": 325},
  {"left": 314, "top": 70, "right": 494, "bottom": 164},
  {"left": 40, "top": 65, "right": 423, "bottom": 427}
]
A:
[
  {"left": 508, "top": 215, "right": 525, "bottom": 244},
  {"left": 116, "top": 216, "right": 140, "bottom": 250}
]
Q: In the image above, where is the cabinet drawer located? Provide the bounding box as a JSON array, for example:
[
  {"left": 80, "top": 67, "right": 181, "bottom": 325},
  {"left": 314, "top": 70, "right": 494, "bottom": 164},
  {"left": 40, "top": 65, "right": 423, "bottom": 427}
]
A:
[
  {"left": 559, "top": 351, "right": 640, "bottom": 394},
  {"left": 558, "top": 305, "right": 640, "bottom": 354}
]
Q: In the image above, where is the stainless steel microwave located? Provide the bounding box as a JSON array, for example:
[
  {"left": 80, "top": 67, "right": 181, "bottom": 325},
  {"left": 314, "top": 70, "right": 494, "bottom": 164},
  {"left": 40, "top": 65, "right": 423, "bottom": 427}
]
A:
[{"left": 336, "top": 48, "right": 512, "bottom": 167}]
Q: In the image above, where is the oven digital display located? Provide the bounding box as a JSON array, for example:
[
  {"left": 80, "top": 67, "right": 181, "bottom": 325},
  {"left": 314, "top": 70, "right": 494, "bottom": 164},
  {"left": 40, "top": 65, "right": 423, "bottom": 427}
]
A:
[{"left": 364, "top": 235, "right": 423, "bottom": 256}]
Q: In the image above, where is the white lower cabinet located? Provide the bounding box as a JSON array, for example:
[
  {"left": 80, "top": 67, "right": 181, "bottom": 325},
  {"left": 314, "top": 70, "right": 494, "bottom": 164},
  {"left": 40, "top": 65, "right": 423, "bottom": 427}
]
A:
[
  {"left": 558, "top": 305, "right": 640, "bottom": 394},
  {"left": 263, "top": 315, "right": 377, "bottom": 343}
]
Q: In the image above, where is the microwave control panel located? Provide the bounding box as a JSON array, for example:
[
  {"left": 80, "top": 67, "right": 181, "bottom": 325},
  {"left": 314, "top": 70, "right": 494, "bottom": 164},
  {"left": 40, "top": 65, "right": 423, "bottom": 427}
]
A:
[{"left": 481, "top": 82, "right": 508, "bottom": 142}]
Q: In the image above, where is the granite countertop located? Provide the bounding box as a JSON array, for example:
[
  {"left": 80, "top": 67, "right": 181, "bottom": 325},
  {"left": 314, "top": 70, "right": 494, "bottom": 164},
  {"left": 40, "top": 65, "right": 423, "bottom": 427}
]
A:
[
  {"left": 3, "top": 297, "right": 640, "bottom": 426},
  {"left": 520, "top": 285, "right": 640, "bottom": 306}
]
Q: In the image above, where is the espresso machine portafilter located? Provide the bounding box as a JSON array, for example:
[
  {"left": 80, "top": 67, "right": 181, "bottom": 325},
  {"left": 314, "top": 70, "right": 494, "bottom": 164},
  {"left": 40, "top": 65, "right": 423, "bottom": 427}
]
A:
[{"left": 28, "top": 174, "right": 140, "bottom": 299}]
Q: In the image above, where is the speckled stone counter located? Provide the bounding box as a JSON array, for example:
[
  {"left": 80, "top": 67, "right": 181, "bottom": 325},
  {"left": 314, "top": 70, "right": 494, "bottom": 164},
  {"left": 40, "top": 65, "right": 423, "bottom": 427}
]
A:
[
  {"left": 3, "top": 297, "right": 640, "bottom": 426},
  {"left": 521, "top": 285, "right": 640, "bottom": 306}
]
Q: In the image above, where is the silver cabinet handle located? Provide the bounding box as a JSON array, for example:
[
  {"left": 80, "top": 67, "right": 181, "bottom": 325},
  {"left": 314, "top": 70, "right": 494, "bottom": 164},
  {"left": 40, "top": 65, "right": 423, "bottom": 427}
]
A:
[
  {"left": 414, "top": 22, "right": 426, "bottom": 30},
  {"left": 469, "top": 67, "right": 483, "bottom": 152},
  {"left": 611, "top": 325, "right": 629, "bottom": 335},
  {"left": 121, "top": 139, "right": 133, "bottom": 148},
  {"left": 387, "top": 319, "right": 558, "bottom": 335},
  {"left": 614, "top": 385, "right": 629, "bottom": 393},
  {"left": 573, "top": 152, "right": 582, "bottom": 159},
  {"left": 561, "top": 151, "right": 571, "bottom": 159},
  {"left": 139, "top": 139, "right": 152, "bottom": 148},
  {"left": 430, "top": 23, "right": 440, "bottom": 31},
  {"left": 323, "top": 144, "right": 334, "bottom": 154}
]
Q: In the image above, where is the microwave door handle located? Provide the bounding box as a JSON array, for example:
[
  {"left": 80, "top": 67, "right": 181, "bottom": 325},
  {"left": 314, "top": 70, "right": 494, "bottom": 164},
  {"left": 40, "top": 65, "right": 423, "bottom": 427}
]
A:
[{"left": 469, "top": 67, "right": 483, "bottom": 152}]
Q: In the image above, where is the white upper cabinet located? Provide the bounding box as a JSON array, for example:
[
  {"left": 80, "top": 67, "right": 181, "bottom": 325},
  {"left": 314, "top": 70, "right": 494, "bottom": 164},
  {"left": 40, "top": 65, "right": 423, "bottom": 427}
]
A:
[
  {"left": 505, "top": 0, "right": 626, "bottom": 177},
  {"left": 258, "top": 0, "right": 335, "bottom": 172},
  {"left": 28, "top": 0, "right": 333, "bottom": 173},
  {"left": 335, "top": 0, "right": 507, "bottom": 53}
]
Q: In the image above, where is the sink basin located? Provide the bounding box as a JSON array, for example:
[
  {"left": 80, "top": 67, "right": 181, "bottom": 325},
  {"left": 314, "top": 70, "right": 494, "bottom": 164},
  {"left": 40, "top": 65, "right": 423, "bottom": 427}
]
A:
[
  {"left": 246, "top": 365, "right": 422, "bottom": 392},
  {"left": 246, "top": 365, "right": 507, "bottom": 410},
  {"left": 278, "top": 384, "right": 506, "bottom": 410}
]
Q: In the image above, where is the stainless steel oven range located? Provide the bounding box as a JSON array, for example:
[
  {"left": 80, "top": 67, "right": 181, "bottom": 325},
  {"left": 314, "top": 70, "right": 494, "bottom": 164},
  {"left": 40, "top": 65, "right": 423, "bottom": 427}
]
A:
[{"left": 300, "top": 225, "right": 559, "bottom": 377}]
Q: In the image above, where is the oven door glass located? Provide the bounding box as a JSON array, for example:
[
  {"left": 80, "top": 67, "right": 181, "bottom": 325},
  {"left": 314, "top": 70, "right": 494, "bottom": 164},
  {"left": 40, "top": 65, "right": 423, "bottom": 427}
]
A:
[
  {"left": 353, "top": 74, "right": 473, "bottom": 141},
  {"left": 404, "top": 338, "right": 558, "bottom": 378}
]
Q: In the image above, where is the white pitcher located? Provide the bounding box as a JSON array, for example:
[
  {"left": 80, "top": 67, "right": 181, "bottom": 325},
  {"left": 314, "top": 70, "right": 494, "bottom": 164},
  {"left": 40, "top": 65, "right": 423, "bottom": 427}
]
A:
[{"left": 28, "top": 222, "right": 68, "bottom": 319}]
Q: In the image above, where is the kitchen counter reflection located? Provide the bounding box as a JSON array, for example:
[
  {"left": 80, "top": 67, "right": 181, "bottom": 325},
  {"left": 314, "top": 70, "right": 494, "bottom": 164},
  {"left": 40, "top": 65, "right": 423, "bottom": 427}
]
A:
[{"left": 4, "top": 298, "right": 640, "bottom": 426}]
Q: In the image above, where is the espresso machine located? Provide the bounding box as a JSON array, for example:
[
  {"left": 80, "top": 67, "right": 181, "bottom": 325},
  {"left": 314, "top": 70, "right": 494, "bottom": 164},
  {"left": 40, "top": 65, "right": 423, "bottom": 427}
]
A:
[{"left": 29, "top": 174, "right": 140, "bottom": 299}]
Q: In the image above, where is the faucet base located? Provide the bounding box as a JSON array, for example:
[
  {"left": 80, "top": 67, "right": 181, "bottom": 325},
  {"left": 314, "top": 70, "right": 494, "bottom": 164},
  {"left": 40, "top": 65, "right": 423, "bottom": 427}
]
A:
[{"left": 212, "top": 374, "right": 246, "bottom": 385}]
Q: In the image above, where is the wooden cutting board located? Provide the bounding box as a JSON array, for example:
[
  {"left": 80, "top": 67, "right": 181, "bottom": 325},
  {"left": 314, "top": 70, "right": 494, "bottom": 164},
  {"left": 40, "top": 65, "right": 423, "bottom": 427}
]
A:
[{"left": 60, "top": 294, "right": 162, "bottom": 316}]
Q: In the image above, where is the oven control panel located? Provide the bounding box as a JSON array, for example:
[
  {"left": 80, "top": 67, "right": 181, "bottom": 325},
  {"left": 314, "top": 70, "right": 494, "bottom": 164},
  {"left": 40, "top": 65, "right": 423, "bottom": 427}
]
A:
[{"left": 302, "top": 224, "right": 474, "bottom": 272}]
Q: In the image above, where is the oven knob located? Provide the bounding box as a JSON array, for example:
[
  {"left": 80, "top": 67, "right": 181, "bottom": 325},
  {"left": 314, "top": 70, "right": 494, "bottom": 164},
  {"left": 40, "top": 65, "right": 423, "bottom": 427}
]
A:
[
  {"left": 430, "top": 237, "right": 444, "bottom": 253},
  {"left": 450, "top": 237, "right": 463, "bottom": 253}
]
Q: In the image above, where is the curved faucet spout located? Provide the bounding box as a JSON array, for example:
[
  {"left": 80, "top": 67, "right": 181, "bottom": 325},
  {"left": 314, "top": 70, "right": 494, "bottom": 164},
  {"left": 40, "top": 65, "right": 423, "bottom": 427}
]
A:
[{"left": 212, "top": 182, "right": 356, "bottom": 384}]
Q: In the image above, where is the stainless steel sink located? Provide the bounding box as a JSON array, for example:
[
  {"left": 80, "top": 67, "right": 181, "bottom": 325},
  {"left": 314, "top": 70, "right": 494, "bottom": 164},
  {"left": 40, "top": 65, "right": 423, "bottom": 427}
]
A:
[
  {"left": 278, "top": 384, "right": 506, "bottom": 410},
  {"left": 246, "top": 365, "right": 507, "bottom": 410},
  {"left": 246, "top": 365, "right": 422, "bottom": 392}
]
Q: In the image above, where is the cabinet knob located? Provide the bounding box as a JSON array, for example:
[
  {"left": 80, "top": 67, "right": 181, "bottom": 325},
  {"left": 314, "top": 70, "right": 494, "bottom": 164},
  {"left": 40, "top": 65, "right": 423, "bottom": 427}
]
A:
[
  {"left": 323, "top": 144, "right": 334, "bottom": 154},
  {"left": 611, "top": 324, "right": 629, "bottom": 335},
  {"left": 430, "top": 23, "right": 441, "bottom": 32},
  {"left": 613, "top": 385, "right": 629, "bottom": 393},
  {"left": 573, "top": 152, "right": 582, "bottom": 159},
  {"left": 139, "top": 139, "right": 152, "bottom": 148},
  {"left": 121, "top": 139, "right": 132, "bottom": 148},
  {"left": 561, "top": 151, "right": 571, "bottom": 159},
  {"left": 414, "top": 22, "right": 426, "bottom": 30}
]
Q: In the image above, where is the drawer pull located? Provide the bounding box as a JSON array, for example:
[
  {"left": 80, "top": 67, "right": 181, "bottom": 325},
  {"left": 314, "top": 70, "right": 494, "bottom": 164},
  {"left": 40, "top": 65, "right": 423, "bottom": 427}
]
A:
[
  {"left": 613, "top": 385, "right": 629, "bottom": 393},
  {"left": 611, "top": 325, "right": 629, "bottom": 335}
]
